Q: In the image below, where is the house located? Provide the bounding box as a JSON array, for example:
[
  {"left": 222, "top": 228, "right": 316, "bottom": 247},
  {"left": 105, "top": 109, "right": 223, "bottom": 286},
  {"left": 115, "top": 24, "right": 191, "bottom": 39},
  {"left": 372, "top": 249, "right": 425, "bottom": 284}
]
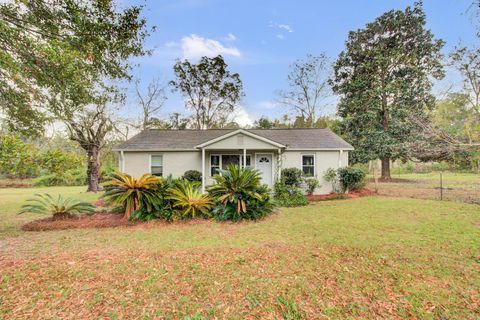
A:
[{"left": 113, "top": 128, "right": 353, "bottom": 195}]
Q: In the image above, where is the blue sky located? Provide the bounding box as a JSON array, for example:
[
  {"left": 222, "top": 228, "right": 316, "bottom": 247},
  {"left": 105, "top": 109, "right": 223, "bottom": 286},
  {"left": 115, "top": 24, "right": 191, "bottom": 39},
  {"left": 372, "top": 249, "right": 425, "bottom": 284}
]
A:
[{"left": 123, "top": 0, "right": 478, "bottom": 126}]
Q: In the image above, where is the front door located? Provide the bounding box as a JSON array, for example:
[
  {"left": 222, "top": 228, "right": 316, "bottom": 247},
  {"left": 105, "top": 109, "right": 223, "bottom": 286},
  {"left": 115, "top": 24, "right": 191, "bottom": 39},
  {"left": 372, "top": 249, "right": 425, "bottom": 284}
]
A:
[{"left": 255, "top": 154, "right": 273, "bottom": 187}]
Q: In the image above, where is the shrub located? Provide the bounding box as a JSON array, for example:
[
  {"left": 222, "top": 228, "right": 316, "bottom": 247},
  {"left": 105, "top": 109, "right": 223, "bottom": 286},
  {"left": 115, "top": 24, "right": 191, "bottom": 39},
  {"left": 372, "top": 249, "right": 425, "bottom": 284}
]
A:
[
  {"left": 337, "top": 166, "right": 366, "bottom": 192},
  {"left": 102, "top": 173, "right": 165, "bottom": 220},
  {"left": 182, "top": 170, "right": 202, "bottom": 183},
  {"left": 19, "top": 193, "right": 94, "bottom": 220},
  {"left": 0, "top": 134, "right": 39, "bottom": 179},
  {"left": 167, "top": 180, "right": 213, "bottom": 219},
  {"left": 323, "top": 168, "right": 341, "bottom": 193},
  {"left": 39, "top": 149, "right": 84, "bottom": 176},
  {"left": 33, "top": 169, "right": 87, "bottom": 187},
  {"left": 208, "top": 164, "right": 274, "bottom": 221},
  {"left": 273, "top": 182, "right": 308, "bottom": 207},
  {"left": 304, "top": 177, "right": 320, "bottom": 195},
  {"left": 281, "top": 168, "right": 304, "bottom": 187}
]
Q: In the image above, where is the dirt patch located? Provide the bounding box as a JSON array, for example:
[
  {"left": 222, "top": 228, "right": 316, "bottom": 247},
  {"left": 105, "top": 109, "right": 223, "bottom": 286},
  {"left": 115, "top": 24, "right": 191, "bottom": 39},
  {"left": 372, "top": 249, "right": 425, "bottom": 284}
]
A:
[
  {"left": 0, "top": 179, "right": 32, "bottom": 188},
  {"left": 21, "top": 213, "right": 139, "bottom": 232},
  {"left": 306, "top": 189, "right": 374, "bottom": 201}
]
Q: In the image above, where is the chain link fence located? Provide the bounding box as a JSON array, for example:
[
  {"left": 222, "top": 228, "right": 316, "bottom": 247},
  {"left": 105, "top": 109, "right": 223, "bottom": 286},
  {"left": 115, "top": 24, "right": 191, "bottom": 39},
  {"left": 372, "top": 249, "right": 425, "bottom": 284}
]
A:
[{"left": 366, "top": 170, "right": 480, "bottom": 205}]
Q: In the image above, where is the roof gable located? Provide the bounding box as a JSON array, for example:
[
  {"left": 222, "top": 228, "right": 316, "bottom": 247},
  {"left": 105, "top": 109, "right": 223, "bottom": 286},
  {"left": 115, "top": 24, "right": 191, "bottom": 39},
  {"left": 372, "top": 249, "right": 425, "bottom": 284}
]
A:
[{"left": 195, "top": 129, "right": 285, "bottom": 148}]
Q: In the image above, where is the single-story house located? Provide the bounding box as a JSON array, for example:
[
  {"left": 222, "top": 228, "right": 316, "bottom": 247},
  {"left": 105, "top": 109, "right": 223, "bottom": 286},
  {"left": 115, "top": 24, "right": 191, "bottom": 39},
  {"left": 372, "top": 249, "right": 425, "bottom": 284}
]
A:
[{"left": 113, "top": 128, "right": 353, "bottom": 195}]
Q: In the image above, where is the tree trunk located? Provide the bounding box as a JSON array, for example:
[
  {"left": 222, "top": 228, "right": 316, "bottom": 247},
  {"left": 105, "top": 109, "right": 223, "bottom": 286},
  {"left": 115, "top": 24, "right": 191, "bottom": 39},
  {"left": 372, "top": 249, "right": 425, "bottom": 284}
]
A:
[
  {"left": 380, "top": 157, "right": 391, "bottom": 181},
  {"left": 86, "top": 147, "right": 101, "bottom": 192}
]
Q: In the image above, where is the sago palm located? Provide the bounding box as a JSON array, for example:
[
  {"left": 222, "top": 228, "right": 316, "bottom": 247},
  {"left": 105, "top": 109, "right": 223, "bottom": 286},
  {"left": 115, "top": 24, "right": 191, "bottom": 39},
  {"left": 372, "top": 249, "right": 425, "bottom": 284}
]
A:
[
  {"left": 102, "top": 172, "right": 163, "bottom": 220},
  {"left": 207, "top": 164, "right": 263, "bottom": 214},
  {"left": 167, "top": 180, "right": 213, "bottom": 219},
  {"left": 19, "top": 193, "right": 95, "bottom": 219}
]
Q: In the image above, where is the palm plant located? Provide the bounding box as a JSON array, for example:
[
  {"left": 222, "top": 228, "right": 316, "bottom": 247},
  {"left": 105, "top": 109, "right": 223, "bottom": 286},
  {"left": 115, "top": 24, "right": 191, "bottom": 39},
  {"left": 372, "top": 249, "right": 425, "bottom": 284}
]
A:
[
  {"left": 19, "top": 193, "right": 95, "bottom": 219},
  {"left": 207, "top": 164, "right": 264, "bottom": 215},
  {"left": 167, "top": 180, "right": 213, "bottom": 219},
  {"left": 102, "top": 172, "right": 163, "bottom": 220}
]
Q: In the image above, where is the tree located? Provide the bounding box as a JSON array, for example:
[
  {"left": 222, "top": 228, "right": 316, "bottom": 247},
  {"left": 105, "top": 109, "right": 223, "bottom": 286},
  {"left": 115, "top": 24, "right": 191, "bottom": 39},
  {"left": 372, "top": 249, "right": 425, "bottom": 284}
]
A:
[
  {"left": 331, "top": 2, "right": 444, "bottom": 180},
  {"left": 0, "top": 0, "right": 151, "bottom": 136},
  {"left": 134, "top": 78, "right": 167, "bottom": 130},
  {"left": 254, "top": 116, "right": 274, "bottom": 129},
  {"left": 66, "top": 105, "right": 114, "bottom": 192},
  {"left": 279, "top": 53, "right": 332, "bottom": 126},
  {"left": 170, "top": 55, "right": 244, "bottom": 129},
  {"left": 450, "top": 47, "right": 480, "bottom": 114}
]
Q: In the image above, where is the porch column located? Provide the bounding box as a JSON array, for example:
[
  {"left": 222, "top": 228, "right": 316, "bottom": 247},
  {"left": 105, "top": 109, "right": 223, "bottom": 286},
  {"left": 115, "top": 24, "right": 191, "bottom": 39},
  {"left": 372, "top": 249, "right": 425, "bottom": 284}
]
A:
[
  {"left": 243, "top": 148, "right": 246, "bottom": 168},
  {"left": 201, "top": 148, "right": 206, "bottom": 193},
  {"left": 338, "top": 150, "right": 343, "bottom": 167}
]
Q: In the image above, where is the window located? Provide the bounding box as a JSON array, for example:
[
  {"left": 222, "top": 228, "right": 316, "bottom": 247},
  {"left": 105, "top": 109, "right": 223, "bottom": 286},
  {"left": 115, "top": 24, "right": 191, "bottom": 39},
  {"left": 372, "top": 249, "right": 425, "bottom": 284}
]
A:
[
  {"left": 302, "top": 155, "right": 315, "bottom": 177},
  {"left": 151, "top": 155, "right": 163, "bottom": 176},
  {"left": 222, "top": 155, "right": 240, "bottom": 169},
  {"left": 242, "top": 155, "right": 251, "bottom": 167},
  {"left": 210, "top": 154, "right": 251, "bottom": 176},
  {"left": 210, "top": 155, "right": 220, "bottom": 176}
]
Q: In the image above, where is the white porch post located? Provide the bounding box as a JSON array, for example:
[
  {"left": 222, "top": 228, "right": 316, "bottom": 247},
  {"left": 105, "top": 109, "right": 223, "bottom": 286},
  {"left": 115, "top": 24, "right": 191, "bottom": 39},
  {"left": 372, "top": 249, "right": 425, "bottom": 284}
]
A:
[
  {"left": 243, "top": 148, "right": 246, "bottom": 168},
  {"left": 201, "top": 148, "right": 206, "bottom": 193},
  {"left": 339, "top": 150, "right": 343, "bottom": 167}
]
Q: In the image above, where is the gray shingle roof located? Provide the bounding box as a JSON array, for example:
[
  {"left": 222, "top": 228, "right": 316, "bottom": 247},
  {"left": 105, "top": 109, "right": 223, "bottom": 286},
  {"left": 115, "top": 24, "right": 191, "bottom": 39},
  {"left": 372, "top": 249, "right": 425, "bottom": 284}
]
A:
[{"left": 114, "top": 128, "right": 353, "bottom": 151}]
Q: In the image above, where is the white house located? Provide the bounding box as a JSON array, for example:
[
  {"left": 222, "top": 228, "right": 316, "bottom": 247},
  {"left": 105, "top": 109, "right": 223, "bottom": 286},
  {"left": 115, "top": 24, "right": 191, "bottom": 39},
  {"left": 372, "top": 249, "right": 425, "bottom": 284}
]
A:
[{"left": 114, "top": 128, "right": 353, "bottom": 195}]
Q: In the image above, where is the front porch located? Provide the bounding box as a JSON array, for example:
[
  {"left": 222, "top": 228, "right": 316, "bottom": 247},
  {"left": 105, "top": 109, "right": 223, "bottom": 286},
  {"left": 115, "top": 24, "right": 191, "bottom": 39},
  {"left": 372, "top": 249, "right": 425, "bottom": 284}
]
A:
[{"left": 196, "top": 129, "right": 286, "bottom": 193}]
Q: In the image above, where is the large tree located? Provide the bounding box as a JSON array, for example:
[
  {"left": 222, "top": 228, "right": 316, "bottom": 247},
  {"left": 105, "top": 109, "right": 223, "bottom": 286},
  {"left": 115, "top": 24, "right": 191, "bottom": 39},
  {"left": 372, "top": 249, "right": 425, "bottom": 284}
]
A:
[
  {"left": 331, "top": 2, "right": 444, "bottom": 180},
  {"left": 134, "top": 78, "right": 167, "bottom": 130},
  {"left": 0, "top": 0, "right": 150, "bottom": 134},
  {"left": 170, "top": 55, "right": 244, "bottom": 129},
  {"left": 0, "top": 0, "right": 151, "bottom": 190},
  {"left": 279, "top": 53, "right": 332, "bottom": 127}
]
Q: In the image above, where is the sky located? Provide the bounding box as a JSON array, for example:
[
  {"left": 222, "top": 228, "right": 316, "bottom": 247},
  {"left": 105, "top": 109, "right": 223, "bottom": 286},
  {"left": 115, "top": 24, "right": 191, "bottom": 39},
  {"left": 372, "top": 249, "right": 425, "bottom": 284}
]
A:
[{"left": 122, "top": 0, "right": 479, "bottom": 126}]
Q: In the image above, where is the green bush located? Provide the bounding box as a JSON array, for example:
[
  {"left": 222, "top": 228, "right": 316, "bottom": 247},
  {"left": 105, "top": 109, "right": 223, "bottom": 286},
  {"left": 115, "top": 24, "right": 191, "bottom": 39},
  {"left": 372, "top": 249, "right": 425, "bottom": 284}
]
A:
[
  {"left": 337, "top": 166, "right": 366, "bottom": 192},
  {"left": 273, "top": 182, "right": 308, "bottom": 207},
  {"left": 208, "top": 165, "right": 274, "bottom": 221},
  {"left": 39, "top": 149, "right": 84, "bottom": 176},
  {"left": 182, "top": 170, "right": 202, "bottom": 183},
  {"left": 281, "top": 168, "right": 304, "bottom": 187},
  {"left": 19, "top": 193, "right": 94, "bottom": 219},
  {"left": 167, "top": 179, "right": 213, "bottom": 219},
  {"left": 304, "top": 177, "right": 320, "bottom": 195},
  {"left": 0, "top": 134, "right": 39, "bottom": 179},
  {"left": 323, "top": 168, "right": 341, "bottom": 193},
  {"left": 33, "top": 169, "right": 87, "bottom": 187}
]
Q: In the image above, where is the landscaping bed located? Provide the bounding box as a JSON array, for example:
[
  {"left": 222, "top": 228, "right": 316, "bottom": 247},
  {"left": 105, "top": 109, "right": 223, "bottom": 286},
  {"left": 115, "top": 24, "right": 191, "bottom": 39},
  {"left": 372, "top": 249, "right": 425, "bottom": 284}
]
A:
[
  {"left": 306, "top": 188, "right": 374, "bottom": 201},
  {"left": 21, "top": 213, "right": 139, "bottom": 231}
]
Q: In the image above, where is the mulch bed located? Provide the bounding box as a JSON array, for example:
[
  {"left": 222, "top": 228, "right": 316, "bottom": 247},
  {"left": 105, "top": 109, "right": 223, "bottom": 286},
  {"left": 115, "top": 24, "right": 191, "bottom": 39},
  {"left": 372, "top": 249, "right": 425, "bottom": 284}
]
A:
[
  {"left": 21, "top": 213, "right": 140, "bottom": 232},
  {"left": 306, "top": 188, "right": 374, "bottom": 201}
]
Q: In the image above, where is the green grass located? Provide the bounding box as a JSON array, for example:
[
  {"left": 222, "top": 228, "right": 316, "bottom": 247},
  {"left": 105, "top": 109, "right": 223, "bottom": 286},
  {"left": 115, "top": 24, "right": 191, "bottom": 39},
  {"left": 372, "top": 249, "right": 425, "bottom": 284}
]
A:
[{"left": 0, "top": 186, "right": 479, "bottom": 319}]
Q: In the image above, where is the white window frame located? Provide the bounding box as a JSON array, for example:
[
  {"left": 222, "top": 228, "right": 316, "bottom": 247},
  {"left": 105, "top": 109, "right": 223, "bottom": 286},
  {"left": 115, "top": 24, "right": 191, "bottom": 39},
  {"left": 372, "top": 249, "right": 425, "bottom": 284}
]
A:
[
  {"left": 150, "top": 154, "right": 164, "bottom": 177},
  {"left": 301, "top": 154, "right": 316, "bottom": 177}
]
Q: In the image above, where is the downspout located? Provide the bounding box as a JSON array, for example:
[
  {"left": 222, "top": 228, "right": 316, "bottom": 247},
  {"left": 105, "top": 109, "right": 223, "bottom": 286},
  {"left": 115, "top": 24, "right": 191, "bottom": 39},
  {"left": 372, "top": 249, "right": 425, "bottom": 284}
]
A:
[{"left": 120, "top": 150, "right": 125, "bottom": 173}]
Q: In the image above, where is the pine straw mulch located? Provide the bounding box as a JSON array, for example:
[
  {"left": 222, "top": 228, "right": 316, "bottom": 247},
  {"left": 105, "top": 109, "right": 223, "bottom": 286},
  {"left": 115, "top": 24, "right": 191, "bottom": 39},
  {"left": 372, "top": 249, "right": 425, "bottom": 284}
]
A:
[
  {"left": 0, "top": 243, "right": 478, "bottom": 319},
  {"left": 306, "top": 188, "right": 374, "bottom": 201},
  {"left": 21, "top": 213, "right": 141, "bottom": 232}
]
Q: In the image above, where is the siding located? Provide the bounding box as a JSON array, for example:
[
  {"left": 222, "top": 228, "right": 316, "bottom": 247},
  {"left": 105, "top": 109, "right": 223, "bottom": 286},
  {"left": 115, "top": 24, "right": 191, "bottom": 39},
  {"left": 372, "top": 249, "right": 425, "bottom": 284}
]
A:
[{"left": 281, "top": 150, "right": 349, "bottom": 194}]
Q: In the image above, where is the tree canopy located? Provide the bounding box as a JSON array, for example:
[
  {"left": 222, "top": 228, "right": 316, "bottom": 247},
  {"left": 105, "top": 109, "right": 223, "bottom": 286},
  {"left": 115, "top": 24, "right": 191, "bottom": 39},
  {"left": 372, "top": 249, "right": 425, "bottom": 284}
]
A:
[
  {"left": 331, "top": 2, "right": 444, "bottom": 179},
  {"left": 170, "top": 55, "right": 244, "bottom": 129}
]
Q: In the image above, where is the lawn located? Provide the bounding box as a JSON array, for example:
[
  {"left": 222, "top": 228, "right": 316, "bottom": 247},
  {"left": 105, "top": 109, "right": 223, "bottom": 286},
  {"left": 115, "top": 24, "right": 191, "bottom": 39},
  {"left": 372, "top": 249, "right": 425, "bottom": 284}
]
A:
[
  {"left": 0, "top": 186, "right": 479, "bottom": 319},
  {"left": 367, "top": 172, "right": 480, "bottom": 204}
]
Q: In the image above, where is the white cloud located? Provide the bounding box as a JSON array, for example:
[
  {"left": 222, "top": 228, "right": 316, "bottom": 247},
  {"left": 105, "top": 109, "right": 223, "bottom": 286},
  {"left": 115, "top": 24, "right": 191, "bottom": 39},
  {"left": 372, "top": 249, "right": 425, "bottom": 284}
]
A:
[
  {"left": 180, "top": 34, "right": 241, "bottom": 60},
  {"left": 224, "top": 33, "right": 237, "bottom": 41},
  {"left": 269, "top": 21, "right": 294, "bottom": 40},
  {"left": 232, "top": 106, "right": 254, "bottom": 127},
  {"left": 278, "top": 24, "right": 293, "bottom": 33}
]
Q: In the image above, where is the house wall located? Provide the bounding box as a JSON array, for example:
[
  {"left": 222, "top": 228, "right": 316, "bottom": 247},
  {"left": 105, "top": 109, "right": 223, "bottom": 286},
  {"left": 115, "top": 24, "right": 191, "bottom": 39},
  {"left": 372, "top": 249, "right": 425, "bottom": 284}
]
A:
[
  {"left": 122, "top": 151, "right": 202, "bottom": 178},
  {"left": 281, "top": 150, "right": 349, "bottom": 194},
  {"left": 121, "top": 149, "right": 349, "bottom": 195}
]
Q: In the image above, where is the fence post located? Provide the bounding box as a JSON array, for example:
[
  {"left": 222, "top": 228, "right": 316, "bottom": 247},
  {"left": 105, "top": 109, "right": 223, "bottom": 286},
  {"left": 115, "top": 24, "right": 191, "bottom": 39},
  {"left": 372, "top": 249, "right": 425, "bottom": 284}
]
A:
[{"left": 440, "top": 172, "right": 443, "bottom": 201}]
